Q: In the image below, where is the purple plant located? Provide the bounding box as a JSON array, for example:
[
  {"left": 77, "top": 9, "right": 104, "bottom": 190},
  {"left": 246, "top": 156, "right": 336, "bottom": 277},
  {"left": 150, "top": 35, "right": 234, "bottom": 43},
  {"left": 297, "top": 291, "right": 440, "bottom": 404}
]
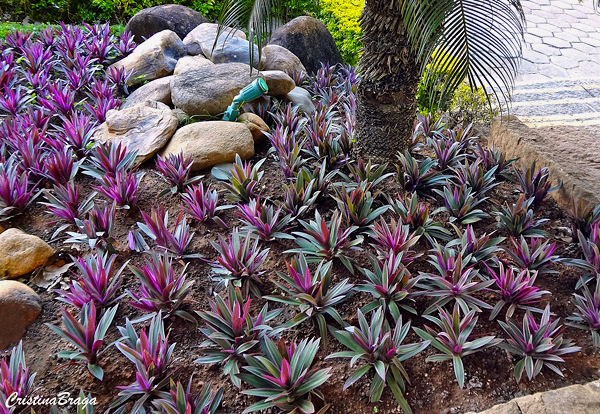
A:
[
  {"left": 196, "top": 286, "right": 281, "bottom": 388},
  {"left": 498, "top": 305, "right": 581, "bottom": 382},
  {"left": 570, "top": 199, "right": 600, "bottom": 239},
  {"left": 209, "top": 228, "right": 269, "bottom": 297},
  {"left": 43, "top": 148, "right": 81, "bottom": 185},
  {"left": 20, "top": 42, "right": 53, "bottom": 74},
  {"left": 396, "top": 151, "right": 449, "bottom": 193},
  {"left": 267, "top": 254, "right": 353, "bottom": 346},
  {"left": 495, "top": 194, "right": 548, "bottom": 237},
  {"left": 46, "top": 302, "right": 118, "bottom": 381},
  {"left": 54, "top": 251, "right": 125, "bottom": 309},
  {"left": 0, "top": 341, "right": 36, "bottom": 403},
  {"left": 412, "top": 113, "right": 446, "bottom": 144},
  {"left": 287, "top": 210, "right": 363, "bottom": 272},
  {"left": 236, "top": 197, "right": 294, "bottom": 241},
  {"left": 433, "top": 183, "right": 489, "bottom": 225},
  {"left": 58, "top": 111, "right": 96, "bottom": 157},
  {"left": 115, "top": 30, "right": 137, "bottom": 58},
  {"left": 505, "top": 236, "right": 560, "bottom": 274},
  {"left": 514, "top": 162, "right": 559, "bottom": 207},
  {"left": 84, "top": 142, "right": 137, "bottom": 179},
  {"left": 475, "top": 143, "right": 517, "bottom": 178},
  {"left": 415, "top": 307, "right": 500, "bottom": 388},
  {"left": 181, "top": 182, "right": 225, "bottom": 224},
  {"left": 389, "top": 192, "right": 451, "bottom": 241},
  {"left": 278, "top": 174, "right": 319, "bottom": 219},
  {"left": 24, "top": 67, "right": 50, "bottom": 92},
  {"left": 112, "top": 314, "right": 174, "bottom": 412},
  {"left": 105, "top": 66, "right": 131, "bottom": 94},
  {"left": 429, "top": 138, "right": 465, "bottom": 170},
  {"left": 567, "top": 278, "right": 600, "bottom": 347},
  {"left": 358, "top": 252, "right": 421, "bottom": 318},
  {"left": 152, "top": 379, "right": 223, "bottom": 414},
  {"left": 327, "top": 308, "right": 429, "bottom": 412},
  {"left": 453, "top": 159, "right": 498, "bottom": 196},
  {"left": 65, "top": 202, "right": 116, "bottom": 251},
  {"left": 447, "top": 225, "right": 504, "bottom": 266},
  {"left": 0, "top": 157, "right": 39, "bottom": 218},
  {"left": 155, "top": 152, "right": 199, "bottom": 195},
  {"left": 271, "top": 102, "right": 308, "bottom": 138},
  {"left": 12, "top": 133, "right": 47, "bottom": 184},
  {"left": 41, "top": 82, "right": 76, "bottom": 116},
  {"left": 267, "top": 124, "right": 305, "bottom": 179},
  {"left": 569, "top": 226, "right": 600, "bottom": 275},
  {"left": 223, "top": 154, "right": 264, "bottom": 204},
  {"left": 485, "top": 262, "right": 550, "bottom": 320},
  {"left": 0, "top": 85, "right": 34, "bottom": 116},
  {"left": 333, "top": 182, "right": 390, "bottom": 229},
  {"left": 340, "top": 158, "right": 393, "bottom": 188},
  {"left": 370, "top": 216, "right": 420, "bottom": 264},
  {"left": 84, "top": 93, "right": 120, "bottom": 123},
  {"left": 446, "top": 123, "right": 476, "bottom": 151},
  {"left": 128, "top": 252, "right": 194, "bottom": 321},
  {"left": 83, "top": 23, "right": 114, "bottom": 65},
  {"left": 41, "top": 182, "right": 95, "bottom": 225},
  {"left": 93, "top": 169, "right": 144, "bottom": 208}
]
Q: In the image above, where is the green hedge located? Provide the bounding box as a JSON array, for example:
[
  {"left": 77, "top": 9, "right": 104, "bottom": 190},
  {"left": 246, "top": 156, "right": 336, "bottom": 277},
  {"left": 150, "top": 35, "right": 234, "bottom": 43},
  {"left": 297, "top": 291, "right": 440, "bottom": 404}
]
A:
[{"left": 315, "top": 0, "right": 363, "bottom": 66}]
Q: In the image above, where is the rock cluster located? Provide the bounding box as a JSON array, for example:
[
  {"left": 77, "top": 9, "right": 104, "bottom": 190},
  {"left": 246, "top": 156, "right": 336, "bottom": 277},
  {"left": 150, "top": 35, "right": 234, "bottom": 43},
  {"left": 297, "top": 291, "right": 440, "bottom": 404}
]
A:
[{"left": 101, "top": 5, "right": 343, "bottom": 170}]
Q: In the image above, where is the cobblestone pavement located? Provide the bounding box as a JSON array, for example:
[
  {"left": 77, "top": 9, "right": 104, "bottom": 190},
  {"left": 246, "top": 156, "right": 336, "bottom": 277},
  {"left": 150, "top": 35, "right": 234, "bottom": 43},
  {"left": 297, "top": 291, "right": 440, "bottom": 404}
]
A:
[{"left": 512, "top": 0, "right": 600, "bottom": 126}]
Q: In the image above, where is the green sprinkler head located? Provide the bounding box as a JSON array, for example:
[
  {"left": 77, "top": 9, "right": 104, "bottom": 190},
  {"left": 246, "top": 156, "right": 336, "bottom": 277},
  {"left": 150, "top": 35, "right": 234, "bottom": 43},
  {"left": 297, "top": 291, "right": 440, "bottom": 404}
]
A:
[{"left": 222, "top": 77, "right": 269, "bottom": 121}]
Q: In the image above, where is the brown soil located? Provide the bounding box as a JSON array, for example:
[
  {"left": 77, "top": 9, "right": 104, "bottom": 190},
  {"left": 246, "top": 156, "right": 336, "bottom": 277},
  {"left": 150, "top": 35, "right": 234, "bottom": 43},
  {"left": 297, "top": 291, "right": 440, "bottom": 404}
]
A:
[{"left": 2, "top": 134, "right": 600, "bottom": 414}]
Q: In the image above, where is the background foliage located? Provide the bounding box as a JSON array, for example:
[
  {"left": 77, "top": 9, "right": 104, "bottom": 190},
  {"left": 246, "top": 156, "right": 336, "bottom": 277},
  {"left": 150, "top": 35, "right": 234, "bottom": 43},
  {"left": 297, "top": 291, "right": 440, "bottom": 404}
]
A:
[{"left": 315, "top": 0, "right": 363, "bottom": 66}]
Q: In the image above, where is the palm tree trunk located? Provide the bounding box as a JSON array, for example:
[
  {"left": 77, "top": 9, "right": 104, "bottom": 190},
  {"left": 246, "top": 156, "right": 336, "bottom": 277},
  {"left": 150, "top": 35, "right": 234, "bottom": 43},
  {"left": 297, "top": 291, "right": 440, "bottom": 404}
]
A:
[{"left": 354, "top": 0, "right": 419, "bottom": 162}]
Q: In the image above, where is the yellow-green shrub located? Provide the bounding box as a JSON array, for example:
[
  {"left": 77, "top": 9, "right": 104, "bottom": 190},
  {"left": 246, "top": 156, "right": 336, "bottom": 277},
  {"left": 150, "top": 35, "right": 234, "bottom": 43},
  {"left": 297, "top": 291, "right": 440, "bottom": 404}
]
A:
[{"left": 316, "top": 0, "right": 363, "bottom": 66}]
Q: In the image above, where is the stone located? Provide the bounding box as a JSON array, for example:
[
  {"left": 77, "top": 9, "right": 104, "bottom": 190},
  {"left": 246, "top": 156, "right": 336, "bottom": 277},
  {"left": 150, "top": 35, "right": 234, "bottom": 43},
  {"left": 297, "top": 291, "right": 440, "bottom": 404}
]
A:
[
  {"left": 171, "top": 63, "right": 261, "bottom": 116},
  {"left": 173, "top": 55, "right": 214, "bottom": 75},
  {"left": 268, "top": 16, "right": 343, "bottom": 74},
  {"left": 261, "top": 44, "right": 306, "bottom": 75},
  {"left": 282, "top": 86, "right": 315, "bottom": 114},
  {"left": 121, "top": 76, "right": 173, "bottom": 110},
  {"left": 183, "top": 24, "right": 248, "bottom": 62},
  {"left": 0, "top": 229, "right": 53, "bottom": 279},
  {"left": 94, "top": 101, "right": 178, "bottom": 167},
  {"left": 241, "top": 95, "right": 272, "bottom": 116},
  {"left": 109, "top": 30, "right": 187, "bottom": 86},
  {"left": 261, "top": 70, "right": 295, "bottom": 96},
  {"left": 124, "top": 4, "right": 209, "bottom": 44},
  {"left": 490, "top": 115, "right": 600, "bottom": 211},
  {"left": 238, "top": 113, "right": 270, "bottom": 142},
  {"left": 160, "top": 121, "right": 254, "bottom": 171},
  {"left": 0, "top": 280, "right": 42, "bottom": 350}
]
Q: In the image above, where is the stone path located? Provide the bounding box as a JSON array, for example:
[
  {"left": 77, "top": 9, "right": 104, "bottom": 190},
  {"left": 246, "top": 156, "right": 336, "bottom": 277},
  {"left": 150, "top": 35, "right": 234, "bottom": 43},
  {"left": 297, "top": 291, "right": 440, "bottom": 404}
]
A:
[{"left": 512, "top": 0, "right": 600, "bottom": 127}]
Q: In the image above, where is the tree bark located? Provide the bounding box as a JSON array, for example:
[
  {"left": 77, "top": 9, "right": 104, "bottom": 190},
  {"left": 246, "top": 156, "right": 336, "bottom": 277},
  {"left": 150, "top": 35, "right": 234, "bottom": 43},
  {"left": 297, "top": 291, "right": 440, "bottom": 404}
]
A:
[{"left": 354, "top": 0, "right": 420, "bottom": 163}]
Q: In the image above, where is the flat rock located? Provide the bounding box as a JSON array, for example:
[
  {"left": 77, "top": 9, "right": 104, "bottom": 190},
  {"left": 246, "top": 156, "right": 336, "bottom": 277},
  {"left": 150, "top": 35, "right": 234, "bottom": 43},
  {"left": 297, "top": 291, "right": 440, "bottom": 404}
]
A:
[
  {"left": 268, "top": 16, "right": 343, "bottom": 74},
  {"left": 238, "top": 113, "right": 270, "bottom": 142},
  {"left": 121, "top": 76, "right": 173, "bottom": 110},
  {"left": 282, "top": 86, "right": 315, "bottom": 114},
  {"left": 94, "top": 101, "right": 178, "bottom": 166},
  {"left": 171, "top": 63, "right": 261, "bottom": 116},
  {"left": 0, "top": 228, "right": 53, "bottom": 279},
  {"left": 261, "top": 44, "right": 306, "bottom": 76},
  {"left": 490, "top": 115, "right": 600, "bottom": 210},
  {"left": 160, "top": 121, "right": 254, "bottom": 171},
  {"left": 173, "top": 55, "right": 214, "bottom": 75},
  {"left": 261, "top": 70, "right": 295, "bottom": 96},
  {"left": 0, "top": 280, "right": 42, "bottom": 350},
  {"left": 124, "top": 4, "right": 209, "bottom": 44},
  {"left": 109, "top": 30, "right": 187, "bottom": 86}
]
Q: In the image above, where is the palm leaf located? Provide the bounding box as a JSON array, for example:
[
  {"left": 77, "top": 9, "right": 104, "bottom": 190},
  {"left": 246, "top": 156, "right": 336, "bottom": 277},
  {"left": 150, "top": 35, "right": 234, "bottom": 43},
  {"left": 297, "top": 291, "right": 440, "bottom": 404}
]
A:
[{"left": 403, "top": 0, "right": 525, "bottom": 109}]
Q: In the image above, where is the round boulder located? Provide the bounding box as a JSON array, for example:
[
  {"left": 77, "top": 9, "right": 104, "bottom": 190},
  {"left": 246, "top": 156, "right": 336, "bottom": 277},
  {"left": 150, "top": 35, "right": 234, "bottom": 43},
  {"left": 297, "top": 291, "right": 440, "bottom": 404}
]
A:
[
  {"left": 238, "top": 113, "right": 270, "bottom": 142},
  {"left": 268, "top": 16, "right": 343, "bottom": 74},
  {"left": 121, "top": 76, "right": 173, "bottom": 110},
  {"left": 174, "top": 55, "right": 214, "bottom": 75},
  {"left": 0, "top": 280, "right": 42, "bottom": 350},
  {"left": 125, "top": 4, "right": 209, "bottom": 44},
  {"left": 160, "top": 121, "right": 254, "bottom": 171},
  {"left": 261, "top": 70, "right": 296, "bottom": 97},
  {"left": 0, "top": 228, "right": 53, "bottom": 279},
  {"left": 261, "top": 44, "right": 306, "bottom": 76}
]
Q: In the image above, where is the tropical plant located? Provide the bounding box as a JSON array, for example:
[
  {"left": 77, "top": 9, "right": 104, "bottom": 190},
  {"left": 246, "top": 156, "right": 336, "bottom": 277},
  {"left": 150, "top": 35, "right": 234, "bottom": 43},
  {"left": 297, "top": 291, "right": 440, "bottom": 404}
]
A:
[
  {"left": 388, "top": 192, "right": 452, "bottom": 242},
  {"left": 46, "top": 302, "right": 118, "bottom": 381},
  {"left": 65, "top": 202, "right": 117, "bottom": 251},
  {"left": 278, "top": 174, "right": 319, "bottom": 219},
  {"left": 414, "top": 306, "right": 500, "bottom": 388},
  {"left": 495, "top": 194, "right": 548, "bottom": 237},
  {"left": 239, "top": 337, "right": 331, "bottom": 414},
  {"left": 428, "top": 138, "right": 465, "bottom": 171},
  {"left": 152, "top": 379, "right": 223, "bottom": 414},
  {"left": 236, "top": 197, "right": 295, "bottom": 241},
  {"left": 453, "top": 159, "right": 498, "bottom": 197},
  {"left": 93, "top": 169, "right": 144, "bottom": 209},
  {"left": 369, "top": 216, "right": 420, "bottom": 264},
  {"left": 155, "top": 152, "right": 200, "bottom": 195},
  {"left": 196, "top": 286, "right": 281, "bottom": 388},
  {"left": 433, "top": 183, "right": 488, "bottom": 225},
  {"left": 498, "top": 305, "right": 581, "bottom": 382},
  {"left": 567, "top": 278, "right": 600, "bottom": 347},
  {"left": 475, "top": 143, "right": 516, "bottom": 180},
  {"left": 396, "top": 151, "right": 448, "bottom": 193},
  {"left": 266, "top": 254, "right": 353, "bottom": 346},
  {"left": 447, "top": 224, "right": 504, "bottom": 266},
  {"left": 222, "top": 154, "right": 265, "bottom": 204},
  {"left": 333, "top": 182, "right": 390, "bottom": 229},
  {"left": 504, "top": 237, "right": 560, "bottom": 274},
  {"left": 0, "top": 341, "right": 36, "bottom": 402},
  {"left": 569, "top": 199, "right": 600, "bottom": 239},
  {"left": 41, "top": 183, "right": 96, "bottom": 226},
  {"left": 514, "top": 162, "right": 559, "bottom": 207},
  {"left": 327, "top": 308, "right": 429, "bottom": 413}
]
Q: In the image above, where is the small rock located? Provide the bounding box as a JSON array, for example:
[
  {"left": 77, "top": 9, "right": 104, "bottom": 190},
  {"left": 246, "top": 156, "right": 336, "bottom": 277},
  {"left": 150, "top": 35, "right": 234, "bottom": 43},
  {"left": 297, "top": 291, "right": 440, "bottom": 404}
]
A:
[
  {"left": 0, "top": 280, "right": 42, "bottom": 350},
  {"left": 109, "top": 30, "right": 187, "bottom": 86},
  {"left": 94, "top": 101, "right": 178, "bottom": 167},
  {"left": 261, "top": 44, "right": 306, "bottom": 76},
  {"left": 124, "top": 4, "right": 209, "bottom": 44},
  {"left": 238, "top": 113, "right": 270, "bottom": 142},
  {"left": 0, "top": 229, "right": 53, "bottom": 279},
  {"left": 261, "top": 70, "right": 295, "bottom": 97},
  {"left": 268, "top": 16, "right": 343, "bottom": 74},
  {"left": 282, "top": 86, "right": 315, "bottom": 114},
  {"left": 173, "top": 55, "right": 214, "bottom": 75},
  {"left": 171, "top": 63, "right": 260, "bottom": 116},
  {"left": 160, "top": 121, "right": 254, "bottom": 171},
  {"left": 121, "top": 76, "right": 173, "bottom": 110}
]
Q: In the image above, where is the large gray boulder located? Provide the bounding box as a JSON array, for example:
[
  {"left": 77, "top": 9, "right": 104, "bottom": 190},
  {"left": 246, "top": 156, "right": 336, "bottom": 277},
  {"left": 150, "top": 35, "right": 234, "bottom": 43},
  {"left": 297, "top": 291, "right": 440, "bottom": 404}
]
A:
[
  {"left": 94, "top": 101, "right": 178, "bottom": 167},
  {"left": 268, "top": 16, "right": 343, "bottom": 74},
  {"left": 109, "top": 30, "right": 187, "bottom": 86},
  {"left": 122, "top": 76, "right": 173, "bottom": 110},
  {"left": 261, "top": 44, "right": 307, "bottom": 76},
  {"left": 0, "top": 229, "right": 53, "bottom": 279},
  {"left": 173, "top": 55, "right": 214, "bottom": 75},
  {"left": 125, "top": 4, "right": 209, "bottom": 44},
  {"left": 283, "top": 86, "right": 315, "bottom": 115},
  {"left": 0, "top": 280, "right": 42, "bottom": 350},
  {"left": 261, "top": 70, "right": 295, "bottom": 97},
  {"left": 160, "top": 121, "right": 254, "bottom": 171},
  {"left": 171, "top": 63, "right": 261, "bottom": 116}
]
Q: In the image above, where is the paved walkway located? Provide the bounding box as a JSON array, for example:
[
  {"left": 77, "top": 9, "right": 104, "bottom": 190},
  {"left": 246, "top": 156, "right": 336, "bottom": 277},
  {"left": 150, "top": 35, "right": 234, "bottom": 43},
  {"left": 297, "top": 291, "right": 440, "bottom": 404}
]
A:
[{"left": 512, "top": 0, "right": 600, "bottom": 127}]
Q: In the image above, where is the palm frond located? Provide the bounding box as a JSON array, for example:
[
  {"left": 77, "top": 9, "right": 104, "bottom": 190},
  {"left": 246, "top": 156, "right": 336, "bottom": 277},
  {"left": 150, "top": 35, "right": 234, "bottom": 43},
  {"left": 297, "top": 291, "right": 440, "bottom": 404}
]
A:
[{"left": 403, "top": 0, "right": 525, "bottom": 109}]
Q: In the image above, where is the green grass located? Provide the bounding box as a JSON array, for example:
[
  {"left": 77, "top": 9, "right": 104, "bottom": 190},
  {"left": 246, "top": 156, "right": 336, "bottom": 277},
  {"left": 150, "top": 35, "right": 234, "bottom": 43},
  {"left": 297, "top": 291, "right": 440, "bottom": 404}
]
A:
[{"left": 0, "top": 22, "right": 125, "bottom": 38}]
